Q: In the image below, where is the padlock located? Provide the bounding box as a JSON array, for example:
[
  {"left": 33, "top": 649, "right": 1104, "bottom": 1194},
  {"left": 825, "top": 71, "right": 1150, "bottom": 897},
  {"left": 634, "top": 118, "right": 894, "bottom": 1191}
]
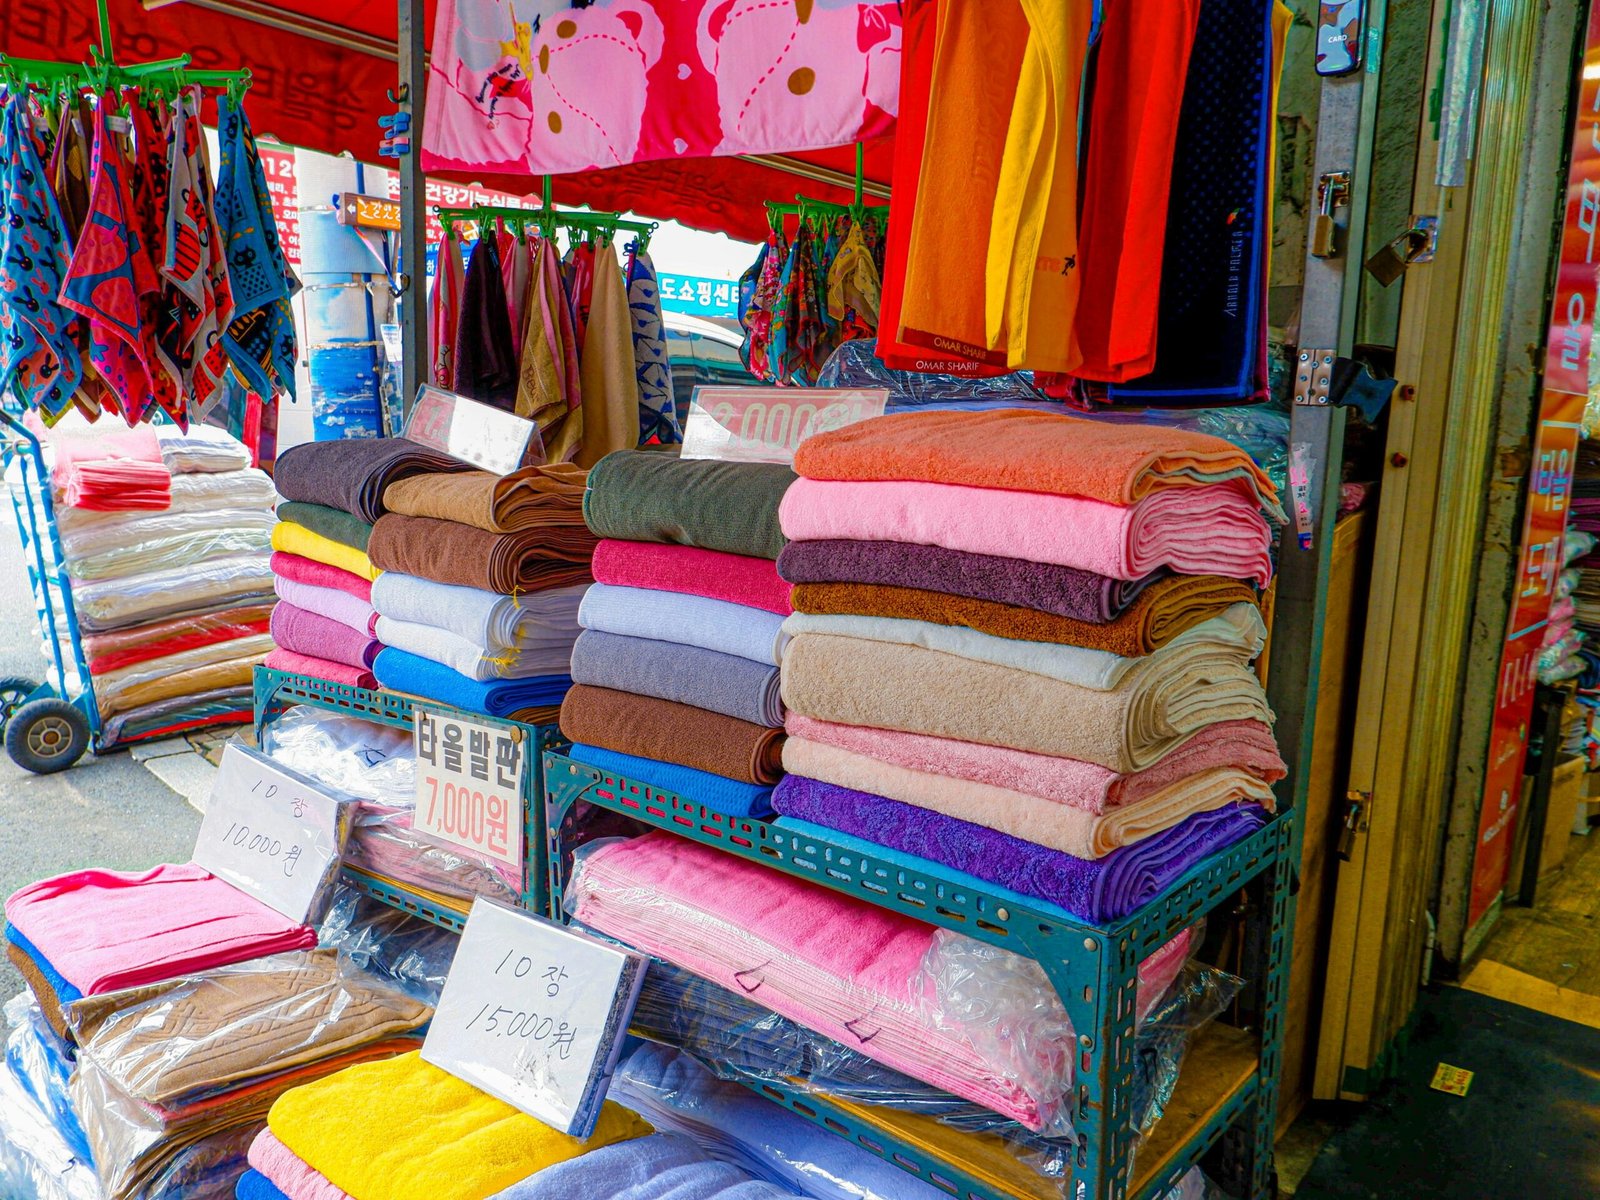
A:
[
  {"left": 1311, "top": 170, "right": 1352, "bottom": 259},
  {"left": 1364, "top": 225, "right": 1432, "bottom": 286}
]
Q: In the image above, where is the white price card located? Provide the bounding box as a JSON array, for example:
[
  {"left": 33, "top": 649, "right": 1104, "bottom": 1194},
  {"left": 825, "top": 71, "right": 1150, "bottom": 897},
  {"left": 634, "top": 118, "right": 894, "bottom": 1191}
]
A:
[
  {"left": 413, "top": 708, "right": 526, "bottom": 876},
  {"left": 192, "top": 744, "right": 348, "bottom": 924},
  {"left": 403, "top": 385, "right": 546, "bottom": 474},
  {"left": 422, "top": 898, "right": 648, "bottom": 1138},
  {"left": 680, "top": 386, "right": 889, "bottom": 464}
]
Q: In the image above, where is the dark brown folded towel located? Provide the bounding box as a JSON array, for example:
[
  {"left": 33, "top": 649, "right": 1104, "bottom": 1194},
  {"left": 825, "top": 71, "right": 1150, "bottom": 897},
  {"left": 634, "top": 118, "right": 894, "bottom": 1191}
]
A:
[
  {"left": 559, "top": 685, "right": 785, "bottom": 784},
  {"left": 367, "top": 513, "right": 597, "bottom": 595}
]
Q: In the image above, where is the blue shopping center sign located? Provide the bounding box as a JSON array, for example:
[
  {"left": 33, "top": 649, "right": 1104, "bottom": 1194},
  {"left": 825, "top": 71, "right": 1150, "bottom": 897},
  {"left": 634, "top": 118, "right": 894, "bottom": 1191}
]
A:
[{"left": 658, "top": 273, "right": 739, "bottom": 319}]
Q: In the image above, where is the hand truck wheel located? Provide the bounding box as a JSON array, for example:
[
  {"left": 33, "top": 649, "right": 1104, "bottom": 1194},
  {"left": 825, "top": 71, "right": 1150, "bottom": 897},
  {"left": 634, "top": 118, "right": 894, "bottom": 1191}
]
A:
[
  {"left": 0, "top": 676, "right": 40, "bottom": 735},
  {"left": 5, "top": 698, "right": 90, "bottom": 774}
]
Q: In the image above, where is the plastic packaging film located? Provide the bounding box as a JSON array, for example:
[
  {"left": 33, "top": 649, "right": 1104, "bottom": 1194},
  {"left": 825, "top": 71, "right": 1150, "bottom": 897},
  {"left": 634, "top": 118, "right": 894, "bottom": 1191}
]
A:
[
  {"left": 52, "top": 469, "right": 277, "bottom": 536},
  {"left": 316, "top": 882, "right": 459, "bottom": 1005},
  {"left": 69, "top": 554, "right": 275, "bottom": 633},
  {"left": 62, "top": 516, "right": 274, "bottom": 581},
  {"left": 0, "top": 1050, "right": 101, "bottom": 1200},
  {"left": 88, "top": 635, "right": 276, "bottom": 717},
  {"left": 4, "top": 992, "right": 92, "bottom": 1163}
]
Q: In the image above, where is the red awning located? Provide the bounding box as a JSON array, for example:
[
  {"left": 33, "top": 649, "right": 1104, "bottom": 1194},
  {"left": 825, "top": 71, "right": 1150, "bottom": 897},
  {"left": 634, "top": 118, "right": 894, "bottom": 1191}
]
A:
[{"left": 4, "top": 0, "right": 890, "bottom": 240}]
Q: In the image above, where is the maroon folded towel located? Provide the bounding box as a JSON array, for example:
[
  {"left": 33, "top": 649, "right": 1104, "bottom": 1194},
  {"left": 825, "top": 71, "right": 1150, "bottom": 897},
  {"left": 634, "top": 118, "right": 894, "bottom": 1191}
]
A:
[
  {"left": 269, "top": 602, "right": 381, "bottom": 671},
  {"left": 776, "top": 539, "right": 1166, "bottom": 624}
]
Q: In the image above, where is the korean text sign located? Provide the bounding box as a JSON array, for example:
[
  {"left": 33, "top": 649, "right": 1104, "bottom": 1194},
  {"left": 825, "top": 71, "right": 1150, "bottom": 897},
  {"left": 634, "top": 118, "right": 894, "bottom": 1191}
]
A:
[
  {"left": 422, "top": 898, "right": 647, "bottom": 1137},
  {"left": 193, "top": 744, "right": 347, "bottom": 923},
  {"left": 413, "top": 707, "right": 526, "bottom": 880}
]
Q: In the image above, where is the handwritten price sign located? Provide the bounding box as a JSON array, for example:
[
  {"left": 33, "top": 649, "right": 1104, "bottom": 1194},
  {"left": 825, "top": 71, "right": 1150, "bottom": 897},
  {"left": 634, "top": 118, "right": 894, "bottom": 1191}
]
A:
[
  {"left": 422, "top": 898, "right": 647, "bottom": 1137},
  {"left": 680, "top": 387, "right": 888, "bottom": 464},
  {"left": 413, "top": 708, "right": 526, "bottom": 879},
  {"left": 402, "top": 385, "right": 545, "bottom": 476},
  {"left": 193, "top": 744, "right": 348, "bottom": 923}
]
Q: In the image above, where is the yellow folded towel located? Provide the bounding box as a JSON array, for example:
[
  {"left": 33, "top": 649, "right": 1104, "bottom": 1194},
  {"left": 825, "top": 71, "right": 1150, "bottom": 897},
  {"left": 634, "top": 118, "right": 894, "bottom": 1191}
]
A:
[
  {"left": 267, "top": 1051, "right": 652, "bottom": 1200},
  {"left": 271, "top": 521, "right": 380, "bottom": 582}
]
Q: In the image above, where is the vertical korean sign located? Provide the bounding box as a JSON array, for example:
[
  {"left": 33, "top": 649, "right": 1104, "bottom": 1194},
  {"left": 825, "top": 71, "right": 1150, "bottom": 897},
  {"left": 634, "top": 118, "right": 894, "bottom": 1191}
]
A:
[
  {"left": 257, "top": 146, "right": 301, "bottom": 269},
  {"left": 1468, "top": 2, "right": 1600, "bottom": 933}
]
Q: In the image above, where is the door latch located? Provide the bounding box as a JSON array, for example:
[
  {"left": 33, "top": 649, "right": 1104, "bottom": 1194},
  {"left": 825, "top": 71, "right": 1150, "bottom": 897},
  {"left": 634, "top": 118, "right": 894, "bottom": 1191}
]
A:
[
  {"left": 1311, "top": 171, "right": 1352, "bottom": 258},
  {"left": 1338, "top": 790, "right": 1371, "bottom": 861}
]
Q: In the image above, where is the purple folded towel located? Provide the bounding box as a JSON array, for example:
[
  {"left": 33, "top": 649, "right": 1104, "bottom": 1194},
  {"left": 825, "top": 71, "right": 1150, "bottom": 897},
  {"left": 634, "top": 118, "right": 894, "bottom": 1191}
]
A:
[
  {"left": 776, "top": 539, "right": 1165, "bottom": 623},
  {"left": 771, "top": 773, "right": 1269, "bottom": 922},
  {"left": 269, "top": 601, "right": 381, "bottom": 672}
]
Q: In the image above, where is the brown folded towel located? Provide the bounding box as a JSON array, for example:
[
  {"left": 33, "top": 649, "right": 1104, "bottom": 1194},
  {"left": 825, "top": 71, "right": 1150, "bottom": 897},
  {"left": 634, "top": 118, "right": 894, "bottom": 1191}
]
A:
[
  {"left": 790, "top": 574, "right": 1258, "bottom": 656},
  {"left": 68, "top": 948, "right": 432, "bottom": 1105},
  {"left": 7, "top": 940, "right": 70, "bottom": 1040},
  {"left": 560, "top": 685, "right": 785, "bottom": 784},
  {"left": 381, "top": 463, "right": 588, "bottom": 534},
  {"left": 367, "top": 513, "right": 597, "bottom": 595}
]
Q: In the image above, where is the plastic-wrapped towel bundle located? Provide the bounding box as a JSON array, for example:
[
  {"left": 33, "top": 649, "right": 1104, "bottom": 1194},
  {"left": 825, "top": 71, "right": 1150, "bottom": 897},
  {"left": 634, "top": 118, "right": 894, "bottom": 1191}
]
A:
[
  {"left": 155, "top": 424, "right": 254, "bottom": 473},
  {"left": 44, "top": 420, "right": 171, "bottom": 512},
  {"left": 69, "top": 554, "right": 275, "bottom": 633},
  {"left": 50, "top": 468, "right": 275, "bottom": 537},
  {"left": 4, "top": 992, "right": 90, "bottom": 1162},
  {"left": 490, "top": 1132, "right": 792, "bottom": 1199},
  {"left": 0, "top": 1057, "right": 101, "bottom": 1200},
  {"left": 57, "top": 506, "right": 274, "bottom": 580},
  {"left": 90, "top": 633, "right": 275, "bottom": 718},
  {"left": 314, "top": 883, "right": 459, "bottom": 1006}
]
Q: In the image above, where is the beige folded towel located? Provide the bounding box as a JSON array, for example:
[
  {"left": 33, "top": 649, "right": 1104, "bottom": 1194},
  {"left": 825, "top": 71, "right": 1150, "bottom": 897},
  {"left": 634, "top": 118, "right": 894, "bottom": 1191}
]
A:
[
  {"left": 782, "top": 736, "right": 1275, "bottom": 858},
  {"left": 780, "top": 631, "right": 1273, "bottom": 773}
]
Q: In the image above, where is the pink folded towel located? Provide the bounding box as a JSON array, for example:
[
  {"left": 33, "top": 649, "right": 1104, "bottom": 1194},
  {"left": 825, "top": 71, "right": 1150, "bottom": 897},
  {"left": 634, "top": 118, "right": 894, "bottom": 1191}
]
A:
[
  {"left": 271, "top": 602, "right": 381, "bottom": 671},
  {"left": 264, "top": 648, "right": 377, "bottom": 691},
  {"left": 570, "top": 833, "right": 1188, "bottom": 1132},
  {"left": 274, "top": 576, "right": 378, "bottom": 637},
  {"left": 249, "top": 1128, "right": 353, "bottom": 1200},
  {"left": 269, "top": 552, "right": 374, "bottom": 604},
  {"left": 4, "top": 863, "right": 317, "bottom": 996},
  {"left": 592, "top": 539, "right": 794, "bottom": 616},
  {"left": 785, "top": 715, "right": 1285, "bottom": 815},
  {"left": 779, "top": 478, "right": 1274, "bottom": 586}
]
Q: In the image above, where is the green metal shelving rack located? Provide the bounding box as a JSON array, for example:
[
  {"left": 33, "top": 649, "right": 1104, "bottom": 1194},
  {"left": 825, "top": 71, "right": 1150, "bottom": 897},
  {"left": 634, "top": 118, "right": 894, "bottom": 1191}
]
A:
[
  {"left": 543, "top": 754, "right": 1297, "bottom": 1200},
  {"left": 251, "top": 667, "right": 561, "bottom": 929}
]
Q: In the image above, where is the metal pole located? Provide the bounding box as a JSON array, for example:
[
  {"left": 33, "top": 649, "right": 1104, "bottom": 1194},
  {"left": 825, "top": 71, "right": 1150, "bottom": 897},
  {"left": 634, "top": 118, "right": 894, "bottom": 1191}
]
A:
[{"left": 397, "top": 0, "right": 428, "bottom": 408}]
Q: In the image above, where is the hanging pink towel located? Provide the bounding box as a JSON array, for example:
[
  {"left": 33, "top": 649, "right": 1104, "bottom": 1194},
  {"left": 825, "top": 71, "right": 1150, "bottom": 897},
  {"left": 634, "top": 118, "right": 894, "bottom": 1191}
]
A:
[{"left": 4, "top": 863, "right": 316, "bottom": 996}]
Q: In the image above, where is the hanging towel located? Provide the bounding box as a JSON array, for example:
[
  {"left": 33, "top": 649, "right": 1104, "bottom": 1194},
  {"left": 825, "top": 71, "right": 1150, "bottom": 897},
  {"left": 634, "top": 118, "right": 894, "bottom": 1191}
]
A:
[
  {"left": 542, "top": 236, "right": 586, "bottom": 463},
  {"left": 559, "top": 685, "right": 784, "bottom": 785},
  {"left": 4, "top": 863, "right": 316, "bottom": 997},
  {"left": 276, "top": 502, "right": 374, "bottom": 553},
  {"left": 380, "top": 462, "right": 587, "bottom": 534},
  {"left": 214, "top": 97, "right": 301, "bottom": 405},
  {"left": 983, "top": 0, "right": 1092, "bottom": 372},
  {"left": 787, "top": 714, "right": 1285, "bottom": 816},
  {"left": 792, "top": 408, "right": 1282, "bottom": 515},
  {"left": 371, "top": 647, "right": 571, "bottom": 716},
  {"left": 428, "top": 232, "right": 465, "bottom": 390},
  {"left": 578, "top": 584, "right": 787, "bottom": 666},
  {"left": 0, "top": 101, "right": 82, "bottom": 422},
  {"left": 58, "top": 94, "right": 163, "bottom": 424},
  {"left": 571, "top": 630, "right": 785, "bottom": 727},
  {"left": 576, "top": 239, "right": 641, "bottom": 468},
  {"left": 625, "top": 245, "right": 678, "bottom": 444},
  {"left": 790, "top": 574, "right": 1259, "bottom": 656},
  {"left": 371, "top": 574, "right": 585, "bottom": 650},
  {"left": 273, "top": 438, "right": 476, "bottom": 524},
  {"left": 264, "top": 648, "right": 376, "bottom": 690},
  {"left": 593, "top": 540, "right": 793, "bottom": 616},
  {"left": 513, "top": 236, "right": 567, "bottom": 431},
  {"left": 779, "top": 477, "right": 1275, "bottom": 586},
  {"left": 271, "top": 603, "right": 381, "bottom": 671},
  {"left": 568, "top": 745, "right": 776, "bottom": 820},
  {"left": 583, "top": 452, "right": 795, "bottom": 561},
  {"left": 367, "top": 514, "right": 595, "bottom": 595},
  {"left": 454, "top": 235, "right": 518, "bottom": 409},
  {"left": 777, "top": 539, "right": 1162, "bottom": 624},
  {"left": 271, "top": 523, "right": 380, "bottom": 582},
  {"left": 772, "top": 779, "right": 1270, "bottom": 922},
  {"left": 781, "top": 630, "right": 1272, "bottom": 773},
  {"left": 265, "top": 1051, "right": 652, "bottom": 1200},
  {"left": 501, "top": 226, "right": 533, "bottom": 362}
]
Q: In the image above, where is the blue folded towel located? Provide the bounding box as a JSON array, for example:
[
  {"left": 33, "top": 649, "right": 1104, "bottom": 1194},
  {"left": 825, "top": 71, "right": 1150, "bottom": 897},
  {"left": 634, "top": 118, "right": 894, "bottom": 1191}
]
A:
[
  {"left": 569, "top": 744, "right": 775, "bottom": 818},
  {"left": 236, "top": 1169, "right": 291, "bottom": 1200},
  {"left": 372, "top": 647, "right": 571, "bottom": 717},
  {"left": 612, "top": 1044, "right": 947, "bottom": 1200},
  {"left": 4, "top": 924, "right": 82, "bottom": 1005},
  {"left": 489, "top": 1132, "right": 794, "bottom": 1198}
]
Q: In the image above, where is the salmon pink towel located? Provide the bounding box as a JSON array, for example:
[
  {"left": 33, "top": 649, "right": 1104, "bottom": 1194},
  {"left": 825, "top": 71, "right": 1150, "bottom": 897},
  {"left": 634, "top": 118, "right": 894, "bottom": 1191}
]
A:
[
  {"left": 779, "top": 477, "right": 1274, "bottom": 586},
  {"left": 4, "top": 863, "right": 316, "bottom": 996},
  {"left": 264, "top": 648, "right": 377, "bottom": 690},
  {"left": 269, "top": 553, "right": 373, "bottom": 604},
  {"left": 592, "top": 540, "right": 793, "bottom": 616},
  {"left": 270, "top": 603, "right": 381, "bottom": 671}
]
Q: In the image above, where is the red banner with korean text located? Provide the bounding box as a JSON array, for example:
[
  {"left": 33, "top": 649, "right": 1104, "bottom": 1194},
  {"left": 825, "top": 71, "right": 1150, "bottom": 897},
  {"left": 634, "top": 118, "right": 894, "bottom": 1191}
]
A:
[
  {"left": 258, "top": 147, "right": 302, "bottom": 269},
  {"left": 1468, "top": 1, "right": 1600, "bottom": 932}
]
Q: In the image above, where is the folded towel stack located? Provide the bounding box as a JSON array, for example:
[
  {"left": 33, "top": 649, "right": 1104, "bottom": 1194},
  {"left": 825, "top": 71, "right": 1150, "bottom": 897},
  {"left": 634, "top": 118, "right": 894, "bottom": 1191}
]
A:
[
  {"left": 267, "top": 438, "right": 476, "bottom": 690},
  {"left": 252, "top": 1050, "right": 652, "bottom": 1200},
  {"left": 560, "top": 450, "right": 797, "bottom": 817},
  {"left": 17, "top": 417, "right": 277, "bottom": 738},
  {"left": 772, "top": 409, "right": 1285, "bottom": 919}
]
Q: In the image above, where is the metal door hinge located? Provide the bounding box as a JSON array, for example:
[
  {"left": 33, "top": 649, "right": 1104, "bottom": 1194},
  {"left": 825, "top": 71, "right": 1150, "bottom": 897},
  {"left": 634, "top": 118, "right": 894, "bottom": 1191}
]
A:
[{"left": 1294, "top": 349, "right": 1336, "bottom": 406}]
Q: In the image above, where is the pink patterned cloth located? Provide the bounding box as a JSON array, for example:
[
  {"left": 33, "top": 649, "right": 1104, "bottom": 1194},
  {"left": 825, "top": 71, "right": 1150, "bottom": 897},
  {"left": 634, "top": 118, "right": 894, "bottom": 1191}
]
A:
[
  {"left": 428, "top": 231, "right": 465, "bottom": 390},
  {"left": 592, "top": 539, "right": 793, "bottom": 615},
  {"left": 422, "top": 0, "right": 900, "bottom": 176},
  {"left": 4, "top": 863, "right": 316, "bottom": 996}
]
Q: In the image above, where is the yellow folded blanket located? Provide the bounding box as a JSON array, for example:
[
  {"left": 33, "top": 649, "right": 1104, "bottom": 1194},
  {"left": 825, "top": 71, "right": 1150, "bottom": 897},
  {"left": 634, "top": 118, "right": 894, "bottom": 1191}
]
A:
[
  {"left": 268, "top": 1051, "right": 652, "bottom": 1200},
  {"left": 272, "top": 521, "right": 380, "bottom": 582}
]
